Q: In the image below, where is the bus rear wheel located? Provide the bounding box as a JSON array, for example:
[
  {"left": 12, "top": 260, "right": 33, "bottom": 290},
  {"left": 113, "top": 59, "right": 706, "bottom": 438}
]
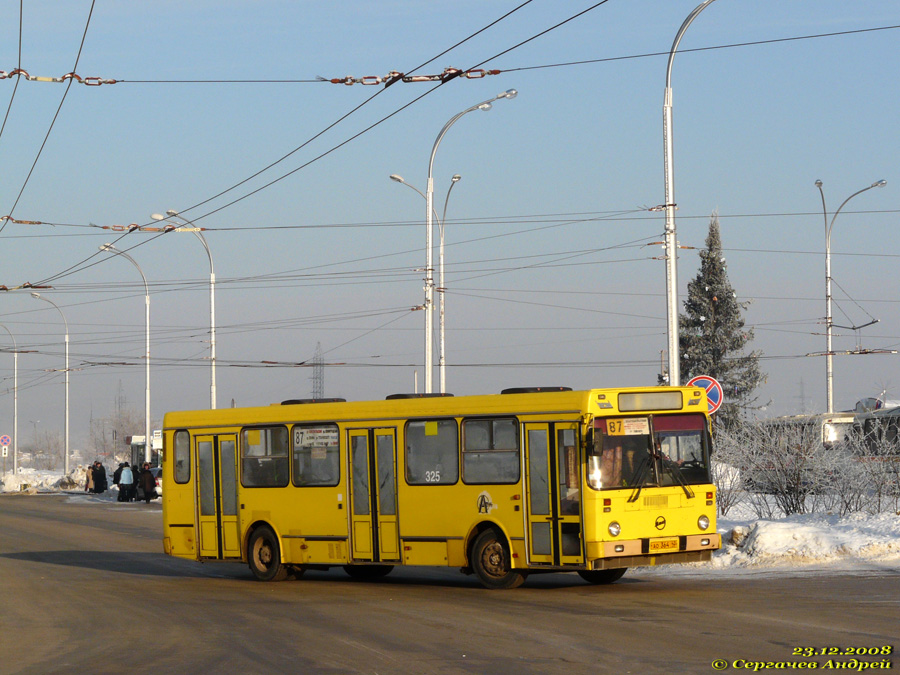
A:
[
  {"left": 343, "top": 564, "right": 394, "bottom": 580},
  {"left": 578, "top": 568, "right": 627, "bottom": 585},
  {"left": 248, "top": 527, "right": 289, "bottom": 582},
  {"left": 471, "top": 529, "right": 526, "bottom": 590}
]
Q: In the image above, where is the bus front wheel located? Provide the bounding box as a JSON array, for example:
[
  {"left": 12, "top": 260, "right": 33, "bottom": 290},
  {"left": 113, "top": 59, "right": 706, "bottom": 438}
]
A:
[
  {"left": 471, "top": 529, "right": 526, "bottom": 590},
  {"left": 248, "top": 527, "right": 289, "bottom": 582},
  {"left": 578, "top": 568, "right": 627, "bottom": 585}
]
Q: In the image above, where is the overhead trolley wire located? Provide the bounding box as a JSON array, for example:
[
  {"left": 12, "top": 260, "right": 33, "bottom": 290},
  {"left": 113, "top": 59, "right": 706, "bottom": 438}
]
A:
[
  {"left": 0, "top": 1, "right": 24, "bottom": 145},
  {"left": 10, "top": 23, "right": 890, "bottom": 86},
  {"left": 8, "top": 0, "right": 543, "bottom": 291},
  {"left": 503, "top": 23, "right": 900, "bottom": 74},
  {"left": 0, "top": 0, "right": 97, "bottom": 235}
]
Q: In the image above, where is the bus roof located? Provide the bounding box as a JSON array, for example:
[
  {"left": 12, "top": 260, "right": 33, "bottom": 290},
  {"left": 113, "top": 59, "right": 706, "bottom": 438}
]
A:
[{"left": 163, "top": 386, "right": 709, "bottom": 430}]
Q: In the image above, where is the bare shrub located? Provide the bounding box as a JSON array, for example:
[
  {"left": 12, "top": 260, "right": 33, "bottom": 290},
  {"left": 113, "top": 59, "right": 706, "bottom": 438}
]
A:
[
  {"left": 846, "top": 432, "right": 900, "bottom": 514},
  {"left": 714, "top": 417, "right": 900, "bottom": 517},
  {"left": 719, "top": 421, "right": 842, "bottom": 517},
  {"left": 710, "top": 425, "right": 748, "bottom": 517}
]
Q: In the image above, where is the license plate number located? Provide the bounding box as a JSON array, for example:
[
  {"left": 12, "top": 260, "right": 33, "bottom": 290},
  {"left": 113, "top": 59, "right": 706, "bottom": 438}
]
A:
[{"left": 649, "top": 537, "right": 679, "bottom": 553}]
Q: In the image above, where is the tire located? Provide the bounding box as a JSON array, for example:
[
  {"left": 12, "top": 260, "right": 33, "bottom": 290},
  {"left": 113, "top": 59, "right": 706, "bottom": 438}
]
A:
[
  {"left": 470, "top": 529, "right": 526, "bottom": 590},
  {"left": 248, "top": 527, "right": 289, "bottom": 581},
  {"left": 577, "top": 568, "right": 627, "bottom": 585},
  {"left": 343, "top": 564, "right": 394, "bottom": 580}
]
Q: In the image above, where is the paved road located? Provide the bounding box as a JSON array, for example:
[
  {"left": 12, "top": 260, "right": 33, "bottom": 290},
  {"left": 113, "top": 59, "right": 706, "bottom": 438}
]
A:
[{"left": 1, "top": 493, "right": 897, "bottom": 674}]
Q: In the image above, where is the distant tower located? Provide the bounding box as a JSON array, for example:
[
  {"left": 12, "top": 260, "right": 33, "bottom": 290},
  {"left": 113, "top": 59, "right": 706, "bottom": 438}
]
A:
[{"left": 311, "top": 342, "right": 325, "bottom": 399}]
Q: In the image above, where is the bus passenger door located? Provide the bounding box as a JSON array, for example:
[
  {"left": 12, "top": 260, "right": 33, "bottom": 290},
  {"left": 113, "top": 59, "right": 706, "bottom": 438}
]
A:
[
  {"left": 196, "top": 434, "right": 240, "bottom": 559},
  {"left": 524, "top": 423, "right": 584, "bottom": 566},
  {"left": 348, "top": 428, "right": 400, "bottom": 563}
]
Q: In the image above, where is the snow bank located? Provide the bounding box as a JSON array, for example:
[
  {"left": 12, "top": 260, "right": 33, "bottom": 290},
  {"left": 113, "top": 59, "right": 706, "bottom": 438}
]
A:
[
  {"left": 715, "top": 512, "right": 900, "bottom": 568},
  {"left": 0, "top": 467, "right": 83, "bottom": 494}
]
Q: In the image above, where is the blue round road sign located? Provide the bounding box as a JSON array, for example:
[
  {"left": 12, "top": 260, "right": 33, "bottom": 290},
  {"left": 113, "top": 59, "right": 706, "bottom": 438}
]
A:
[
  {"left": 0, "top": 435, "right": 10, "bottom": 446},
  {"left": 686, "top": 375, "right": 723, "bottom": 414}
]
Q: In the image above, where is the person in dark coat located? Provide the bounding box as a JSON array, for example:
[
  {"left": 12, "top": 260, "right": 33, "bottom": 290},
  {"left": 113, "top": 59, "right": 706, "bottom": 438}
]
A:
[
  {"left": 138, "top": 462, "right": 156, "bottom": 503},
  {"left": 130, "top": 464, "right": 140, "bottom": 501},
  {"left": 92, "top": 461, "right": 108, "bottom": 494}
]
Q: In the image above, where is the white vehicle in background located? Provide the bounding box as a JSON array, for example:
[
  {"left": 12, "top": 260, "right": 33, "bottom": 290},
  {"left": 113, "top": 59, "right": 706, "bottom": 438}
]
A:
[
  {"left": 135, "top": 467, "right": 162, "bottom": 501},
  {"left": 150, "top": 467, "right": 162, "bottom": 498},
  {"left": 763, "top": 412, "right": 855, "bottom": 449},
  {"left": 851, "top": 406, "right": 900, "bottom": 457}
]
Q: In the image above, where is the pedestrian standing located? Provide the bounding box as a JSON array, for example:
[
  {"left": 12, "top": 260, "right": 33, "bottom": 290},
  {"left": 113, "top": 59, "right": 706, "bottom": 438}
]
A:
[
  {"left": 119, "top": 463, "right": 134, "bottom": 502},
  {"left": 138, "top": 463, "right": 156, "bottom": 503},
  {"left": 93, "top": 461, "right": 108, "bottom": 494},
  {"left": 84, "top": 464, "right": 94, "bottom": 493}
]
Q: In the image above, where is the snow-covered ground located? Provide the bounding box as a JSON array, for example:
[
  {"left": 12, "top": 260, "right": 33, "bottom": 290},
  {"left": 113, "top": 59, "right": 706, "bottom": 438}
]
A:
[{"left": 3, "top": 468, "right": 899, "bottom": 575}]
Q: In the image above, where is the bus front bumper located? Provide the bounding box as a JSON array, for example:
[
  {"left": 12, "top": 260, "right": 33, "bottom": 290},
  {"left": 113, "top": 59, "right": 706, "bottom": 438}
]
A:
[{"left": 588, "top": 533, "right": 720, "bottom": 570}]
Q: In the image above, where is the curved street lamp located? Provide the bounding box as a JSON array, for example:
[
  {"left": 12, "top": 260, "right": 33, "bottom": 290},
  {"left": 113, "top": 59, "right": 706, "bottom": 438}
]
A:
[
  {"left": 662, "top": 0, "right": 718, "bottom": 386},
  {"left": 437, "top": 174, "right": 462, "bottom": 395},
  {"left": 99, "top": 243, "right": 151, "bottom": 463},
  {"left": 30, "top": 293, "right": 68, "bottom": 475},
  {"left": 0, "top": 324, "right": 19, "bottom": 475},
  {"left": 399, "top": 88, "right": 517, "bottom": 393},
  {"left": 390, "top": 173, "right": 462, "bottom": 394},
  {"left": 815, "top": 178, "right": 887, "bottom": 413},
  {"left": 152, "top": 210, "right": 217, "bottom": 409}
]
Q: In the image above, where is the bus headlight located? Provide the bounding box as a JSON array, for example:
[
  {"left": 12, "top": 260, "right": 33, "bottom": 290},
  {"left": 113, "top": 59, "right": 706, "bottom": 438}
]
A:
[
  {"left": 608, "top": 521, "right": 621, "bottom": 537},
  {"left": 698, "top": 515, "right": 710, "bottom": 531}
]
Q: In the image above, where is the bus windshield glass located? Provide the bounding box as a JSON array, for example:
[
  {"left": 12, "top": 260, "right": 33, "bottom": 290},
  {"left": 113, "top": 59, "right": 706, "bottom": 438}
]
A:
[{"left": 588, "top": 414, "right": 710, "bottom": 490}]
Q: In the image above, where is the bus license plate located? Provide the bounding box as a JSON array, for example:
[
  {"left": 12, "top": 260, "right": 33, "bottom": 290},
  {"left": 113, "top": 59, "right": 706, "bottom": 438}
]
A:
[{"left": 649, "top": 537, "right": 679, "bottom": 553}]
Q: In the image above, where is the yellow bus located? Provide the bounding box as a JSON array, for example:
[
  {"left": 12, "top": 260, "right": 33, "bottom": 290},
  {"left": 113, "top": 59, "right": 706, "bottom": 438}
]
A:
[{"left": 161, "top": 386, "right": 720, "bottom": 589}]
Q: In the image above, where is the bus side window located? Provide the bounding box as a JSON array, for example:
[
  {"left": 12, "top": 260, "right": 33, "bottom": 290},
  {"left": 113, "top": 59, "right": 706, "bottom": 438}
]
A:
[
  {"left": 241, "top": 426, "right": 289, "bottom": 488},
  {"left": 292, "top": 424, "right": 340, "bottom": 487},
  {"left": 462, "top": 418, "right": 520, "bottom": 484},
  {"left": 174, "top": 430, "right": 190, "bottom": 484},
  {"left": 405, "top": 419, "right": 459, "bottom": 485}
]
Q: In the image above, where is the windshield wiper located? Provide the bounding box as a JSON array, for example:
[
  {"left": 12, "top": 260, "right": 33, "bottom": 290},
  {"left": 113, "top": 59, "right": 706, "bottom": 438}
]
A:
[
  {"left": 627, "top": 456, "right": 651, "bottom": 503},
  {"left": 652, "top": 447, "right": 694, "bottom": 499}
]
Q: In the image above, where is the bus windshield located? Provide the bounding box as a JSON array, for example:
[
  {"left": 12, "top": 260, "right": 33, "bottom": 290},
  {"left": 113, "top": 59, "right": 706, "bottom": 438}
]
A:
[{"left": 588, "top": 414, "right": 711, "bottom": 491}]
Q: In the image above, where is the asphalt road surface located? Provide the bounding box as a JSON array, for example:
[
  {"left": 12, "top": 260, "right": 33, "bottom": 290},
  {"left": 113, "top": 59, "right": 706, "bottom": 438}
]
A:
[{"left": 1, "top": 493, "right": 897, "bottom": 674}]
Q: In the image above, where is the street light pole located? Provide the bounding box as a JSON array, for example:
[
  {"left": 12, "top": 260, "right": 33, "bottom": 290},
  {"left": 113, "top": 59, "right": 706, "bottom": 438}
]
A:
[
  {"left": 406, "top": 88, "right": 517, "bottom": 393},
  {"left": 30, "top": 293, "right": 68, "bottom": 476},
  {"left": 99, "top": 244, "right": 151, "bottom": 463},
  {"left": 390, "top": 173, "right": 462, "bottom": 394},
  {"left": 438, "top": 174, "right": 461, "bottom": 395},
  {"left": 152, "top": 210, "right": 217, "bottom": 409},
  {"left": 815, "top": 178, "right": 887, "bottom": 413},
  {"left": 663, "top": 0, "right": 718, "bottom": 387},
  {"left": 0, "top": 324, "right": 18, "bottom": 475}
]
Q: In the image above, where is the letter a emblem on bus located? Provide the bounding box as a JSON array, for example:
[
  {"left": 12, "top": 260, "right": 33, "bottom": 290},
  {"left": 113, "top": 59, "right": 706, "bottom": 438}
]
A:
[{"left": 477, "top": 492, "right": 497, "bottom": 514}]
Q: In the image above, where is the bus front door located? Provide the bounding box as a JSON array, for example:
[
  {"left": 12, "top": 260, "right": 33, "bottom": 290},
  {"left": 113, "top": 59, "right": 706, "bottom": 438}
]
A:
[
  {"left": 524, "top": 422, "right": 585, "bottom": 566},
  {"left": 348, "top": 428, "right": 400, "bottom": 563},
  {"left": 197, "top": 434, "right": 241, "bottom": 560}
]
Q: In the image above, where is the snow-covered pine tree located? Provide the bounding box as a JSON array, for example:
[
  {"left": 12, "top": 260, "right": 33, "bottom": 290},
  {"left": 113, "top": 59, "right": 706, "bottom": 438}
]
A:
[{"left": 679, "top": 213, "right": 764, "bottom": 428}]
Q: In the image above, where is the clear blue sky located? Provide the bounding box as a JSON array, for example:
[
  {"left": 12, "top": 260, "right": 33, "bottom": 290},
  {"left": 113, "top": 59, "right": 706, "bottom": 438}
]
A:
[{"left": 0, "top": 0, "right": 898, "bottom": 450}]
